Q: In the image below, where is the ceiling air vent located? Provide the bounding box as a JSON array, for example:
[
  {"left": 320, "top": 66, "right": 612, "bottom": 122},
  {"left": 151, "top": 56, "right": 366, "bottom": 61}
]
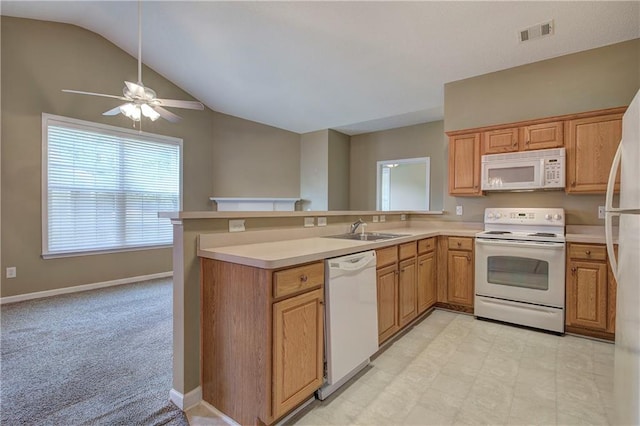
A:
[{"left": 519, "top": 20, "right": 554, "bottom": 43}]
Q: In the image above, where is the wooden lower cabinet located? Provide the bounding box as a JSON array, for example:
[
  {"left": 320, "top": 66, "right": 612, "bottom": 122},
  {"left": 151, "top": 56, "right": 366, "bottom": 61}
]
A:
[
  {"left": 398, "top": 258, "right": 418, "bottom": 327},
  {"left": 565, "top": 243, "right": 616, "bottom": 340},
  {"left": 566, "top": 260, "right": 608, "bottom": 330},
  {"left": 272, "top": 289, "right": 324, "bottom": 419},
  {"left": 417, "top": 248, "right": 437, "bottom": 314},
  {"left": 447, "top": 249, "right": 474, "bottom": 306},
  {"left": 201, "top": 258, "right": 324, "bottom": 425},
  {"left": 376, "top": 264, "right": 399, "bottom": 344}
]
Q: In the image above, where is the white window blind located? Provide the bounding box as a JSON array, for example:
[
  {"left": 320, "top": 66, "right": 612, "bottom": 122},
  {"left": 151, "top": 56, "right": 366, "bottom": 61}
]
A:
[{"left": 43, "top": 114, "right": 182, "bottom": 257}]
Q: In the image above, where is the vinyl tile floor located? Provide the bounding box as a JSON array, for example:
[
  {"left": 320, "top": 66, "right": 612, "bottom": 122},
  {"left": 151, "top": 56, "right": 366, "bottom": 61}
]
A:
[{"left": 187, "top": 310, "right": 616, "bottom": 426}]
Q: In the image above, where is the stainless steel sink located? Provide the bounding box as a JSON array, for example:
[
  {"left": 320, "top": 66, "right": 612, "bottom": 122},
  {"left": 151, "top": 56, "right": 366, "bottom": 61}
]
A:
[{"left": 325, "top": 232, "right": 409, "bottom": 241}]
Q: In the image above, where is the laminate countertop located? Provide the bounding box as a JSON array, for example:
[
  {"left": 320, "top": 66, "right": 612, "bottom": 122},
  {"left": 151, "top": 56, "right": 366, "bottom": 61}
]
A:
[
  {"left": 198, "top": 227, "right": 478, "bottom": 269},
  {"left": 198, "top": 225, "right": 616, "bottom": 270}
]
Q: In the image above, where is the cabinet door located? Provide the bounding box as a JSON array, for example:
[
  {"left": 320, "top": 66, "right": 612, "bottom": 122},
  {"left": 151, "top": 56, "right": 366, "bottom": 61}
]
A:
[
  {"left": 566, "top": 114, "right": 622, "bottom": 193},
  {"left": 482, "top": 128, "right": 519, "bottom": 154},
  {"left": 417, "top": 251, "right": 436, "bottom": 314},
  {"left": 522, "top": 121, "right": 564, "bottom": 150},
  {"left": 273, "top": 289, "right": 324, "bottom": 419},
  {"left": 398, "top": 258, "right": 417, "bottom": 327},
  {"left": 566, "top": 260, "right": 608, "bottom": 331},
  {"left": 377, "top": 264, "right": 399, "bottom": 344},
  {"left": 447, "top": 249, "right": 474, "bottom": 307},
  {"left": 448, "top": 133, "right": 482, "bottom": 196}
]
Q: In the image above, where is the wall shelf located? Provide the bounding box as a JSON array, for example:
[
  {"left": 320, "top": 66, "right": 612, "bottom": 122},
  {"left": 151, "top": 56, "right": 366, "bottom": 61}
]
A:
[{"left": 210, "top": 197, "right": 300, "bottom": 212}]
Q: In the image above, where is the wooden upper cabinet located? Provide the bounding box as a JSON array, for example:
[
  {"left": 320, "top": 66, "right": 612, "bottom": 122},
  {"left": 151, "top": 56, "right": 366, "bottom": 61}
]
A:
[
  {"left": 566, "top": 113, "right": 622, "bottom": 193},
  {"left": 522, "top": 121, "right": 564, "bottom": 150},
  {"left": 448, "top": 133, "right": 482, "bottom": 196},
  {"left": 482, "top": 128, "right": 519, "bottom": 154}
]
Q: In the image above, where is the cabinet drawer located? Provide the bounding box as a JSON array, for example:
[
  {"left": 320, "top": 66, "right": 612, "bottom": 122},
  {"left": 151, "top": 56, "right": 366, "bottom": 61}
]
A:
[
  {"left": 568, "top": 244, "right": 606, "bottom": 261},
  {"left": 448, "top": 237, "right": 473, "bottom": 251},
  {"left": 273, "top": 262, "right": 324, "bottom": 299},
  {"left": 399, "top": 242, "right": 417, "bottom": 260},
  {"left": 418, "top": 237, "right": 436, "bottom": 254},
  {"left": 376, "top": 246, "right": 398, "bottom": 268}
]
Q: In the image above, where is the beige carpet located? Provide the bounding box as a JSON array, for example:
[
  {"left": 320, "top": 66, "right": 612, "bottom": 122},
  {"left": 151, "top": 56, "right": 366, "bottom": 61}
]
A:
[{"left": 1, "top": 278, "right": 188, "bottom": 425}]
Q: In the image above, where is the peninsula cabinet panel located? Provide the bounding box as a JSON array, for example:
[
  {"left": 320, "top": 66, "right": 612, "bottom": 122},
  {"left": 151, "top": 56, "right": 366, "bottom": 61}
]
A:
[
  {"left": 273, "top": 289, "right": 324, "bottom": 419},
  {"left": 201, "top": 259, "right": 271, "bottom": 425},
  {"left": 447, "top": 249, "right": 474, "bottom": 307},
  {"left": 417, "top": 251, "right": 437, "bottom": 314},
  {"left": 566, "top": 113, "right": 622, "bottom": 193},
  {"left": 377, "top": 264, "right": 399, "bottom": 344},
  {"left": 566, "top": 260, "right": 608, "bottom": 331},
  {"left": 522, "top": 121, "right": 564, "bottom": 150},
  {"left": 448, "top": 133, "right": 482, "bottom": 196},
  {"left": 482, "top": 128, "right": 519, "bottom": 154},
  {"left": 606, "top": 245, "right": 618, "bottom": 334},
  {"left": 398, "top": 258, "right": 418, "bottom": 327}
]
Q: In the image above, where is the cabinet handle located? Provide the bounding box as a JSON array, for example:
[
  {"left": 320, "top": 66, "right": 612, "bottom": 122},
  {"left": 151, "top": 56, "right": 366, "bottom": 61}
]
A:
[
  {"left": 525, "top": 140, "right": 530, "bottom": 145},
  {"left": 395, "top": 270, "right": 399, "bottom": 275},
  {"left": 419, "top": 262, "right": 424, "bottom": 266},
  {"left": 466, "top": 255, "right": 471, "bottom": 262},
  {"left": 512, "top": 140, "right": 517, "bottom": 147},
  {"left": 572, "top": 181, "right": 576, "bottom": 187},
  {"left": 457, "top": 242, "right": 462, "bottom": 247},
  {"left": 585, "top": 250, "right": 591, "bottom": 255},
  {"left": 300, "top": 275, "right": 308, "bottom": 283},
  {"left": 571, "top": 267, "right": 577, "bottom": 274},
  {"left": 319, "top": 300, "right": 324, "bottom": 305}
]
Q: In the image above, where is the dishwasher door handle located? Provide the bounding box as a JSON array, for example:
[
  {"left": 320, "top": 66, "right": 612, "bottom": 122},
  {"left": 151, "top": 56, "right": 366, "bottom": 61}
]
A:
[{"left": 331, "top": 253, "right": 376, "bottom": 272}]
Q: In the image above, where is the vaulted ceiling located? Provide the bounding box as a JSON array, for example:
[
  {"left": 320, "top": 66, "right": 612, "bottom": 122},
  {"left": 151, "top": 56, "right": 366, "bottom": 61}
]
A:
[{"left": 2, "top": 1, "right": 639, "bottom": 134}]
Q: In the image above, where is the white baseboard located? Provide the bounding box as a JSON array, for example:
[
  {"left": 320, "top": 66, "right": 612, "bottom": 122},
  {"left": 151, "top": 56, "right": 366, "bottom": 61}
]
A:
[
  {"left": 197, "top": 400, "right": 240, "bottom": 426},
  {"left": 170, "top": 386, "right": 202, "bottom": 411},
  {"left": 0, "top": 271, "right": 173, "bottom": 305}
]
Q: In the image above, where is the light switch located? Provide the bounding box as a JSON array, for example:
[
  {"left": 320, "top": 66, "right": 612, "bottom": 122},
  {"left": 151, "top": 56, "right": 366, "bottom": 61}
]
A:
[
  {"left": 456, "top": 206, "right": 463, "bottom": 216},
  {"left": 372, "top": 215, "right": 379, "bottom": 223}
]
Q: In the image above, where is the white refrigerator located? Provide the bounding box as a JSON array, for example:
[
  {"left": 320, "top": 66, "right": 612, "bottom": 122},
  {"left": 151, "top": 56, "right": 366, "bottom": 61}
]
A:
[{"left": 605, "top": 88, "right": 640, "bottom": 426}]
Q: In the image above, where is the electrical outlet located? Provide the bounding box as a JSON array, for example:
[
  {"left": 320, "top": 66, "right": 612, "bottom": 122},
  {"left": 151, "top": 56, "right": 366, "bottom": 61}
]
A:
[
  {"left": 304, "top": 217, "right": 315, "bottom": 227},
  {"left": 598, "top": 206, "right": 605, "bottom": 219},
  {"left": 317, "top": 217, "right": 327, "bottom": 227},
  {"left": 372, "top": 215, "right": 379, "bottom": 223},
  {"left": 456, "top": 205, "right": 463, "bottom": 216},
  {"left": 380, "top": 215, "right": 386, "bottom": 222},
  {"left": 400, "top": 214, "right": 407, "bottom": 221},
  {"left": 6, "top": 267, "right": 16, "bottom": 279},
  {"left": 229, "top": 219, "right": 245, "bottom": 232}
]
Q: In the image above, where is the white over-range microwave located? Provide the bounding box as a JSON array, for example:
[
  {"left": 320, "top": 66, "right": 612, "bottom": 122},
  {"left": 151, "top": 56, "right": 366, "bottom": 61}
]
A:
[{"left": 481, "top": 148, "right": 565, "bottom": 191}]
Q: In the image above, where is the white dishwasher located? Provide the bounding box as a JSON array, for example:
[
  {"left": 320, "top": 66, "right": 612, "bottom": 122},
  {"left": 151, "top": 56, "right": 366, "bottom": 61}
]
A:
[{"left": 318, "top": 250, "right": 378, "bottom": 400}]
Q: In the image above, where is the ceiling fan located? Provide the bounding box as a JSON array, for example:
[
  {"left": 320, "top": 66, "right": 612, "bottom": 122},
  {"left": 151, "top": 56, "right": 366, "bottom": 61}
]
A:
[{"left": 62, "top": 1, "right": 204, "bottom": 123}]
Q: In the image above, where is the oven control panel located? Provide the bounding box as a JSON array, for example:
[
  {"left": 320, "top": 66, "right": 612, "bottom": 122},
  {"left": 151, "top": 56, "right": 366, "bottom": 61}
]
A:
[{"left": 484, "top": 208, "right": 564, "bottom": 225}]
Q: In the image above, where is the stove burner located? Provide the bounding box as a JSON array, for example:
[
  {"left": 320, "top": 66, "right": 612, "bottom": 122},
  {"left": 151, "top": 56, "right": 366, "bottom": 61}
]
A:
[
  {"left": 484, "top": 231, "right": 512, "bottom": 235},
  {"left": 528, "top": 232, "right": 557, "bottom": 237}
]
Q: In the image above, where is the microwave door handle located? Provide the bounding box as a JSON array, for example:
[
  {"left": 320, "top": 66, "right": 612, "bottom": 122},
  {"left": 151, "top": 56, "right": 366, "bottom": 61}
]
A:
[{"left": 539, "top": 159, "right": 546, "bottom": 186}]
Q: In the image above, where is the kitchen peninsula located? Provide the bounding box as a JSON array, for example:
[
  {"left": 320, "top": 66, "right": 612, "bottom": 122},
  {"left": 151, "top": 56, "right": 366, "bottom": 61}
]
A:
[{"left": 161, "top": 209, "right": 615, "bottom": 423}]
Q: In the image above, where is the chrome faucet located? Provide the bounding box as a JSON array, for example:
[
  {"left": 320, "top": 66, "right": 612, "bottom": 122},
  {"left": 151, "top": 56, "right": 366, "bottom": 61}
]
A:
[{"left": 350, "top": 218, "right": 366, "bottom": 234}]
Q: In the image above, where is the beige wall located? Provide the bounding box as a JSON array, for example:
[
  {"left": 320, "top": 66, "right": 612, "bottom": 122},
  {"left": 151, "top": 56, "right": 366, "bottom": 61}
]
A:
[
  {"left": 211, "top": 112, "right": 300, "bottom": 201},
  {"left": 0, "top": 17, "right": 301, "bottom": 297},
  {"left": 443, "top": 39, "right": 640, "bottom": 225},
  {"left": 300, "top": 130, "right": 329, "bottom": 210},
  {"left": 327, "top": 129, "right": 350, "bottom": 210},
  {"left": 349, "top": 121, "right": 446, "bottom": 211}
]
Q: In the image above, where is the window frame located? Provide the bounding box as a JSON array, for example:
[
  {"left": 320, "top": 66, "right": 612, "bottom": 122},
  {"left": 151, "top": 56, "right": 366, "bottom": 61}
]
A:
[{"left": 41, "top": 113, "right": 183, "bottom": 259}]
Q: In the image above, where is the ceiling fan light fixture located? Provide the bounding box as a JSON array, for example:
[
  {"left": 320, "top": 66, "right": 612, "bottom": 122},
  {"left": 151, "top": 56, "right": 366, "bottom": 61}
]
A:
[
  {"left": 140, "top": 103, "right": 160, "bottom": 121},
  {"left": 120, "top": 103, "right": 141, "bottom": 121}
]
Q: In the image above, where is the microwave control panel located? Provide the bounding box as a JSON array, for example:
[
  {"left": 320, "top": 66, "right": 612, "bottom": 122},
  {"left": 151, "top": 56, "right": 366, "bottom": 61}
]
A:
[{"left": 543, "top": 158, "right": 564, "bottom": 186}]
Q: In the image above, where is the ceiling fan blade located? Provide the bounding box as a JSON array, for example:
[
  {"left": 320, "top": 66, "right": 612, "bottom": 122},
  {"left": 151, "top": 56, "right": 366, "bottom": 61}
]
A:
[
  {"left": 62, "top": 89, "right": 127, "bottom": 101},
  {"left": 156, "top": 98, "right": 205, "bottom": 110},
  {"left": 102, "top": 105, "right": 124, "bottom": 116},
  {"left": 153, "top": 106, "right": 182, "bottom": 123}
]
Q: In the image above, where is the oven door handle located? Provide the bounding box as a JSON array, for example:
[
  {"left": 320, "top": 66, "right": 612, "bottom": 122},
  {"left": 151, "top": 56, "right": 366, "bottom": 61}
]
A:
[{"left": 475, "top": 239, "right": 565, "bottom": 250}]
